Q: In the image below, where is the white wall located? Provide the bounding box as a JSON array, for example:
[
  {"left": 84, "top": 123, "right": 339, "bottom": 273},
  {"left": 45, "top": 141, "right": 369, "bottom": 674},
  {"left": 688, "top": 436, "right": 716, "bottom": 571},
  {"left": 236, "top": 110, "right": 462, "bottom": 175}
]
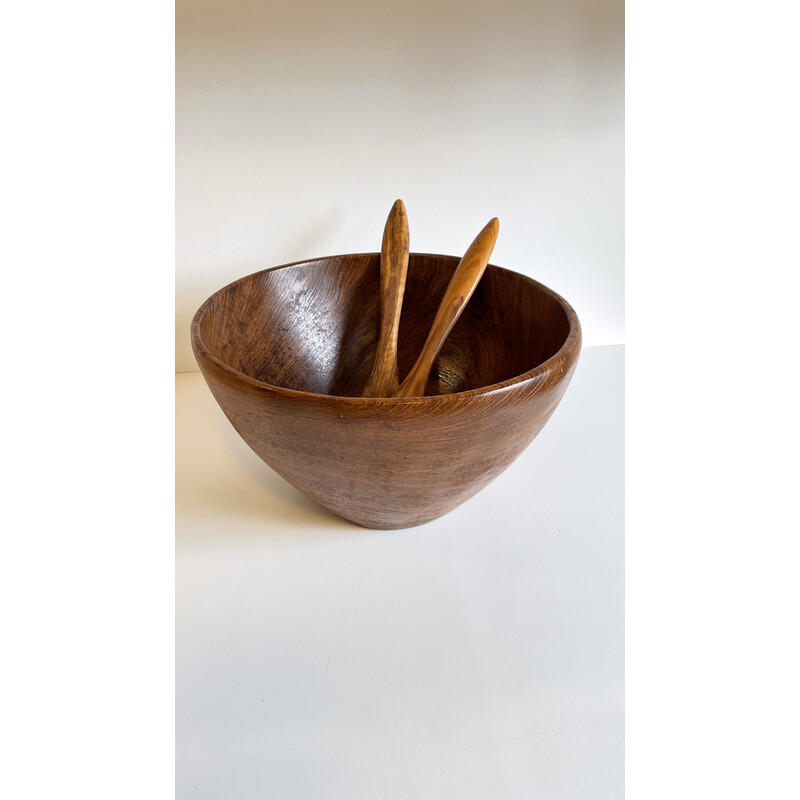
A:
[{"left": 176, "top": 0, "right": 623, "bottom": 372}]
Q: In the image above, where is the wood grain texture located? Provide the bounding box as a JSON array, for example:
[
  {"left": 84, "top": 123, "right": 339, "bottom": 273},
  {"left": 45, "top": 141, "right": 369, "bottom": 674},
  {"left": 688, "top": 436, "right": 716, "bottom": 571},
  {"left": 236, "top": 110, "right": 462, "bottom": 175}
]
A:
[
  {"left": 191, "top": 253, "right": 581, "bottom": 529},
  {"left": 395, "top": 217, "right": 499, "bottom": 397},
  {"left": 362, "top": 199, "right": 409, "bottom": 397}
]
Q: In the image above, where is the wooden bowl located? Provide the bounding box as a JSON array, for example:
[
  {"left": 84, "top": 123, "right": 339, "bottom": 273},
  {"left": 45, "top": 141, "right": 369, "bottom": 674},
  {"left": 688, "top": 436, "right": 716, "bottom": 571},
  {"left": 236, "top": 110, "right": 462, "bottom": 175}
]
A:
[{"left": 191, "top": 253, "right": 581, "bottom": 529}]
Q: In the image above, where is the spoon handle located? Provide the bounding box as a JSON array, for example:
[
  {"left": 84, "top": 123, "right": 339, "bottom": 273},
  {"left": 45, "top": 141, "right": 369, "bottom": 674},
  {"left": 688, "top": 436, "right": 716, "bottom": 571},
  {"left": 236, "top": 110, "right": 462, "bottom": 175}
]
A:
[
  {"left": 362, "top": 199, "right": 410, "bottom": 397},
  {"left": 394, "top": 217, "right": 499, "bottom": 398}
]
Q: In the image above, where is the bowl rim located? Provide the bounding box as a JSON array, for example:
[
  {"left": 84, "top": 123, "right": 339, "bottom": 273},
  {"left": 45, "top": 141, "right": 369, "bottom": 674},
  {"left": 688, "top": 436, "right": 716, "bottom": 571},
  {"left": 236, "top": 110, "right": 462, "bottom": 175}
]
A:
[{"left": 190, "top": 253, "right": 582, "bottom": 405}]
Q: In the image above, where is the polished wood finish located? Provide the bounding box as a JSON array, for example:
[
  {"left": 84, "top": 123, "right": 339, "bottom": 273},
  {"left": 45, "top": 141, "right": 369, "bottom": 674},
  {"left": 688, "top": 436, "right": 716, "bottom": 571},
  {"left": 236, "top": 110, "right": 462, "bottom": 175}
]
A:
[
  {"left": 191, "top": 253, "right": 581, "bottom": 529},
  {"left": 362, "top": 199, "right": 410, "bottom": 397},
  {"left": 395, "top": 217, "right": 499, "bottom": 397}
]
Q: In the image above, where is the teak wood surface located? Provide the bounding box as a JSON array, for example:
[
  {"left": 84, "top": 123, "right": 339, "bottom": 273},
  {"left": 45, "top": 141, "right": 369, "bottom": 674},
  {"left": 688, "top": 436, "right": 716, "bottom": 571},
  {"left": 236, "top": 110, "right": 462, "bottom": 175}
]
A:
[
  {"left": 362, "top": 200, "right": 409, "bottom": 397},
  {"left": 395, "top": 217, "right": 499, "bottom": 397},
  {"left": 191, "top": 253, "right": 581, "bottom": 529}
]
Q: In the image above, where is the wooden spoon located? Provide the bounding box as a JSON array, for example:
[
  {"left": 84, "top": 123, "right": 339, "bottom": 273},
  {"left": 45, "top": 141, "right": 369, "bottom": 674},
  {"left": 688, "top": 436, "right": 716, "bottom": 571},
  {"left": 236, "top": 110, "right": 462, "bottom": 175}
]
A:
[
  {"left": 362, "top": 199, "right": 410, "bottom": 397},
  {"left": 394, "top": 217, "right": 499, "bottom": 398}
]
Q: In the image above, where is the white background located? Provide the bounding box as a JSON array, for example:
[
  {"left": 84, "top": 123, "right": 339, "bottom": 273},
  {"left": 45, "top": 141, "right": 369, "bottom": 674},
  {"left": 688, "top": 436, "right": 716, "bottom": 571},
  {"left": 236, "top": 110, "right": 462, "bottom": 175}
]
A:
[
  {"left": 175, "top": 0, "right": 624, "bottom": 372},
  {"left": 2, "top": 1, "right": 799, "bottom": 799},
  {"left": 176, "top": 345, "right": 624, "bottom": 798}
]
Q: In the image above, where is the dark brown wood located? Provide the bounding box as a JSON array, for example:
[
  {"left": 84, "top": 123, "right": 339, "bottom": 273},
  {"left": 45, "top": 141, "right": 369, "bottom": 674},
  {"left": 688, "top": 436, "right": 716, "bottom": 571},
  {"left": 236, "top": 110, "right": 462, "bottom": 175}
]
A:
[
  {"left": 191, "top": 253, "right": 581, "bottom": 529},
  {"left": 395, "top": 217, "right": 499, "bottom": 397},
  {"left": 361, "top": 199, "right": 409, "bottom": 397}
]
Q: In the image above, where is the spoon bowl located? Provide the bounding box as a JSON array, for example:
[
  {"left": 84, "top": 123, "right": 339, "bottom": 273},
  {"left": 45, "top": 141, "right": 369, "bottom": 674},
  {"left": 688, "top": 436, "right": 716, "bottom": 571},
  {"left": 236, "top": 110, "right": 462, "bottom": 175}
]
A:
[{"left": 191, "top": 253, "right": 581, "bottom": 529}]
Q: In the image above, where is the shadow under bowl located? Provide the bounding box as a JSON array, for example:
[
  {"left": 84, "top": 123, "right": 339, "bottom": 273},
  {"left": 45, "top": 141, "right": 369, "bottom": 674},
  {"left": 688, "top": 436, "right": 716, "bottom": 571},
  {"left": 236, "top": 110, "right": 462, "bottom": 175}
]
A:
[{"left": 191, "top": 253, "right": 581, "bottom": 529}]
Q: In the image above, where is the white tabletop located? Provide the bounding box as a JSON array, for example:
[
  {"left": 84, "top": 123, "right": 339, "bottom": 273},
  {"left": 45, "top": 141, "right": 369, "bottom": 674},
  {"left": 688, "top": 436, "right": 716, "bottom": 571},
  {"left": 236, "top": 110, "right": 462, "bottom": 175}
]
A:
[{"left": 176, "top": 344, "right": 624, "bottom": 799}]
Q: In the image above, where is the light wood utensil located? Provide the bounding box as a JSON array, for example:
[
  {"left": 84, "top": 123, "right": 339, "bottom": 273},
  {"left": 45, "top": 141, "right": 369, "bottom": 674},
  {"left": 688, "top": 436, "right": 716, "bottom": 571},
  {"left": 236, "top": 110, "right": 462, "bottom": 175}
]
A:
[
  {"left": 394, "top": 217, "right": 499, "bottom": 397},
  {"left": 361, "top": 199, "right": 410, "bottom": 397}
]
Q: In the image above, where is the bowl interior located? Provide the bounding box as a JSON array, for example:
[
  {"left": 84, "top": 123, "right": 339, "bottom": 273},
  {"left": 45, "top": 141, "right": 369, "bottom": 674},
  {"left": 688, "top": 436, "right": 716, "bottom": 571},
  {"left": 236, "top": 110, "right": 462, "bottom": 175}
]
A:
[{"left": 196, "top": 253, "right": 572, "bottom": 397}]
